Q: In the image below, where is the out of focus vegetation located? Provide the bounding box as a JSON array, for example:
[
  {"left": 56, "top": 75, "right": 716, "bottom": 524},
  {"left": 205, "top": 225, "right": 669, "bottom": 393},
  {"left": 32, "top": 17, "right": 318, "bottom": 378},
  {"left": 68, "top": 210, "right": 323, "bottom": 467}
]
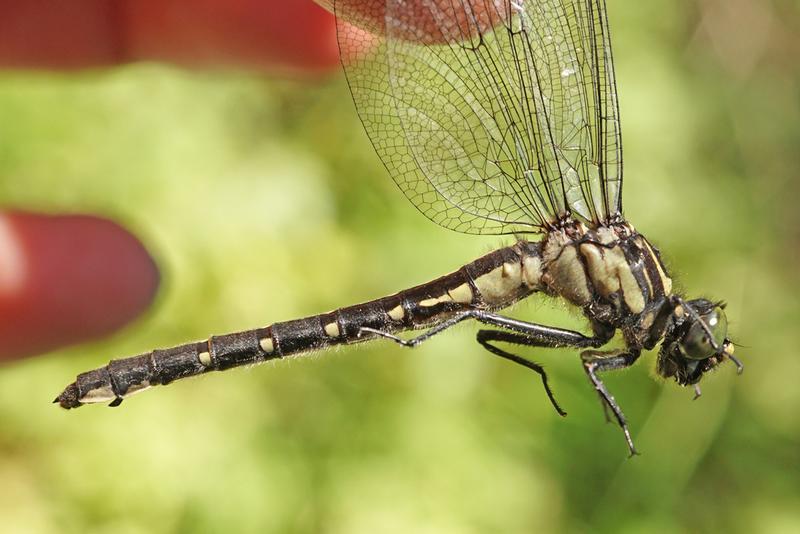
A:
[{"left": 1, "top": 1, "right": 798, "bottom": 532}]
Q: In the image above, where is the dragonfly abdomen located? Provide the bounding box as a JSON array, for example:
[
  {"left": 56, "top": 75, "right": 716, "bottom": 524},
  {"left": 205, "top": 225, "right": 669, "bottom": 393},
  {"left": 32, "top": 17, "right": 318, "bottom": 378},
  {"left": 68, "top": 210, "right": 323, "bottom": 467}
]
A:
[{"left": 56, "top": 243, "right": 546, "bottom": 409}]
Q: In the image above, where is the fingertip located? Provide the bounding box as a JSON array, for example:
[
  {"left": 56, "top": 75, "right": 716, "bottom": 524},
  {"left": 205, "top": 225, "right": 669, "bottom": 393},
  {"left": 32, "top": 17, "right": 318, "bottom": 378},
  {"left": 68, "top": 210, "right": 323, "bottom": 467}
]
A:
[
  {"left": 125, "top": 0, "right": 342, "bottom": 75},
  {"left": 0, "top": 1, "right": 342, "bottom": 74},
  {"left": 0, "top": 212, "right": 160, "bottom": 361}
]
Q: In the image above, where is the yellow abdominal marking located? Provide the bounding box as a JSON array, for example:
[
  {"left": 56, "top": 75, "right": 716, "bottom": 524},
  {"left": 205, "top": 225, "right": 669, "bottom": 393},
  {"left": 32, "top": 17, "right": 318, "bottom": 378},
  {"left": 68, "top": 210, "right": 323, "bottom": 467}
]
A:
[
  {"left": 474, "top": 262, "right": 523, "bottom": 305},
  {"left": 447, "top": 283, "right": 473, "bottom": 304},
  {"left": 387, "top": 304, "right": 405, "bottom": 321},
  {"left": 80, "top": 385, "right": 116, "bottom": 404},
  {"left": 324, "top": 322, "right": 340, "bottom": 337},
  {"left": 198, "top": 351, "right": 212, "bottom": 366},
  {"left": 259, "top": 337, "right": 274, "bottom": 353},
  {"left": 419, "top": 294, "right": 453, "bottom": 307},
  {"left": 121, "top": 382, "right": 151, "bottom": 398}
]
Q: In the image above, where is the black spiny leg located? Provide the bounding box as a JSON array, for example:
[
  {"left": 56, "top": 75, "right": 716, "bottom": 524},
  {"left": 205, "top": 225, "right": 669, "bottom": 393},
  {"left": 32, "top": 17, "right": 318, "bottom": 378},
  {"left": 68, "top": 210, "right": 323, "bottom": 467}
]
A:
[
  {"left": 476, "top": 329, "right": 567, "bottom": 416},
  {"left": 361, "top": 309, "right": 614, "bottom": 426},
  {"left": 359, "top": 311, "right": 474, "bottom": 347},
  {"left": 581, "top": 349, "right": 642, "bottom": 457},
  {"left": 360, "top": 310, "right": 608, "bottom": 349}
]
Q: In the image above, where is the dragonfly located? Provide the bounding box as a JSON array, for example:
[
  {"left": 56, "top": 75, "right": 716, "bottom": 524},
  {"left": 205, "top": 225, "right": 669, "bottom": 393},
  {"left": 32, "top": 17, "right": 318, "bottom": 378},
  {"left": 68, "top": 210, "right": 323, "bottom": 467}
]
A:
[{"left": 56, "top": 0, "right": 743, "bottom": 455}]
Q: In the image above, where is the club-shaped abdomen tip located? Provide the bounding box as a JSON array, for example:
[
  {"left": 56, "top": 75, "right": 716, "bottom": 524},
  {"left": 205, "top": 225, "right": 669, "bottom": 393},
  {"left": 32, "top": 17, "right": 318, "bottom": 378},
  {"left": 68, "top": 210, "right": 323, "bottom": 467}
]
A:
[{"left": 54, "top": 383, "right": 82, "bottom": 409}]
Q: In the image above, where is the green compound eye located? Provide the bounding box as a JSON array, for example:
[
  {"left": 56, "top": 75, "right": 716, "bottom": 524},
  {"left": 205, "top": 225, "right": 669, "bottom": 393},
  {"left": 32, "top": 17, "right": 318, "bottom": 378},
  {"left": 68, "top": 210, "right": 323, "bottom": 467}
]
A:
[{"left": 682, "top": 306, "right": 728, "bottom": 360}]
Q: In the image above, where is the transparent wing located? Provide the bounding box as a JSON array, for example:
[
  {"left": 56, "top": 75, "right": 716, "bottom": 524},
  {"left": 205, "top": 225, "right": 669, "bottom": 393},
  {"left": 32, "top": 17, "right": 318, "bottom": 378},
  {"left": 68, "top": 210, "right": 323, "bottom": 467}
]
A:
[{"left": 334, "top": 0, "right": 623, "bottom": 234}]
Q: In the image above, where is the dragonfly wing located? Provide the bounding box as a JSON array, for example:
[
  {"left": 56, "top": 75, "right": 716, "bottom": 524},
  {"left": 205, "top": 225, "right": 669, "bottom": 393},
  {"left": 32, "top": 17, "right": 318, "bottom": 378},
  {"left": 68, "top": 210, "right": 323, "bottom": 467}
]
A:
[{"left": 335, "top": 0, "right": 623, "bottom": 234}]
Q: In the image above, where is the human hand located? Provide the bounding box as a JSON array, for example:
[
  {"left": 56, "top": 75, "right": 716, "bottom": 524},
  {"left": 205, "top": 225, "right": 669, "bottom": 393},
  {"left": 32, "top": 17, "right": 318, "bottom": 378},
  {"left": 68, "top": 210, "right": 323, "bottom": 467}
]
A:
[{"left": 0, "top": 0, "right": 339, "bottom": 361}]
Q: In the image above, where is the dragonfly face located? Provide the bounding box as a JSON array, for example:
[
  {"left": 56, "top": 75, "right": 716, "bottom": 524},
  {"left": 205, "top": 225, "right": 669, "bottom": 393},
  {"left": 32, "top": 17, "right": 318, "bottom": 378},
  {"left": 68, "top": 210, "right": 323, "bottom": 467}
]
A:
[{"left": 658, "top": 299, "right": 736, "bottom": 386}]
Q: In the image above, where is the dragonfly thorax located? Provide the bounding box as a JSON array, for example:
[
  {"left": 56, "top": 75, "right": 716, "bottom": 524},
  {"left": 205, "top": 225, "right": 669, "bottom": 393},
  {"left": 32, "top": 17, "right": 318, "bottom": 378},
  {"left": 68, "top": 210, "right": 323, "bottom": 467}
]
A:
[{"left": 539, "top": 220, "right": 673, "bottom": 334}]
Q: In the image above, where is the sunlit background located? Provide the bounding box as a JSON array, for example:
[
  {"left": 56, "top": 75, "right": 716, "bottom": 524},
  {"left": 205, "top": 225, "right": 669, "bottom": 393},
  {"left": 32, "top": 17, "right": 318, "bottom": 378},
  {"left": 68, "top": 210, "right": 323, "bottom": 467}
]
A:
[{"left": 1, "top": 0, "right": 799, "bottom": 532}]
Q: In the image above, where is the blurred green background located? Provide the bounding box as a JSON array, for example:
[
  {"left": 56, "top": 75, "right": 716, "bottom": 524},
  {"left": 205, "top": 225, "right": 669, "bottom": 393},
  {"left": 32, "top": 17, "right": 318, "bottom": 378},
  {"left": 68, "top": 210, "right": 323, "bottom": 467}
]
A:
[{"left": 1, "top": 1, "right": 799, "bottom": 533}]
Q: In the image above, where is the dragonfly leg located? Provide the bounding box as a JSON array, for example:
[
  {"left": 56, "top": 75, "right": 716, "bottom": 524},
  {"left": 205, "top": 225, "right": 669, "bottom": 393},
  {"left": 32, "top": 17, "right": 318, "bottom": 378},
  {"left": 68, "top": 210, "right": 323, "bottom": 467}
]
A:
[
  {"left": 473, "top": 321, "right": 615, "bottom": 417},
  {"left": 469, "top": 310, "right": 609, "bottom": 348},
  {"left": 362, "top": 310, "right": 616, "bottom": 420},
  {"left": 360, "top": 309, "right": 608, "bottom": 349},
  {"left": 476, "top": 329, "right": 567, "bottom": 416},
  {"left": 470, "top": 314, "right": 616, "bottom": 419},
  {"left": 358, "top": 312, "right": 474, "bottom": 347},
  {"left": 581, "top": 349, "right": 642, "bottom": 457}
]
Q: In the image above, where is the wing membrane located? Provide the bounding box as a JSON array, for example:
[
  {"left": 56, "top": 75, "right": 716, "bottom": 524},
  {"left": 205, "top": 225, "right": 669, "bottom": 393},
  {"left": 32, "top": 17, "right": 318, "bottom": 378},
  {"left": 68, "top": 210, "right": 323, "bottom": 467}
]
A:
[{"left": 335, "top": 0, "right": 623, "bottom": 234}]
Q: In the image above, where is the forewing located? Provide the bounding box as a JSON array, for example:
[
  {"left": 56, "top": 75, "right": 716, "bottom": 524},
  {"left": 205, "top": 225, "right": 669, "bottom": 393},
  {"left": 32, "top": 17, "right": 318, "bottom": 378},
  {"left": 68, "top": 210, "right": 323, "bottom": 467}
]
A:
[{"left": 334, "top": 0, "right": 623, "bottom": 234}]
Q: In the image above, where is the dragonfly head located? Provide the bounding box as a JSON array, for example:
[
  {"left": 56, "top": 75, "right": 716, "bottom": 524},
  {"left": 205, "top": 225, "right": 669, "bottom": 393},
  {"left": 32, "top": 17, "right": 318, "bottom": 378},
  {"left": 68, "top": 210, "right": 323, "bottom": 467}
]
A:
[{"left": 657, "top": 298, "right": 740, "bottom": 386}]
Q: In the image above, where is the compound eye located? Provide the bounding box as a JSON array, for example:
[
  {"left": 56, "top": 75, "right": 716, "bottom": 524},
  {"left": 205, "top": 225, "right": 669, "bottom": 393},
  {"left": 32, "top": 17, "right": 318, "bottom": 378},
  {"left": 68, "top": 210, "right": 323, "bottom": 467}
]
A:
[{"left": 682, "top": 306, "right": 728, "bottom": 360}]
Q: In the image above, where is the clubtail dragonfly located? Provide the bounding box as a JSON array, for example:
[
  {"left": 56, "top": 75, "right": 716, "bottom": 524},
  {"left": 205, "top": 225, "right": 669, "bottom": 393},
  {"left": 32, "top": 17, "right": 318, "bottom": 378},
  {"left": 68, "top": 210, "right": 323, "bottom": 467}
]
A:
[{"left": 56, "top": 0, "right": 742, "bottom": 455}]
